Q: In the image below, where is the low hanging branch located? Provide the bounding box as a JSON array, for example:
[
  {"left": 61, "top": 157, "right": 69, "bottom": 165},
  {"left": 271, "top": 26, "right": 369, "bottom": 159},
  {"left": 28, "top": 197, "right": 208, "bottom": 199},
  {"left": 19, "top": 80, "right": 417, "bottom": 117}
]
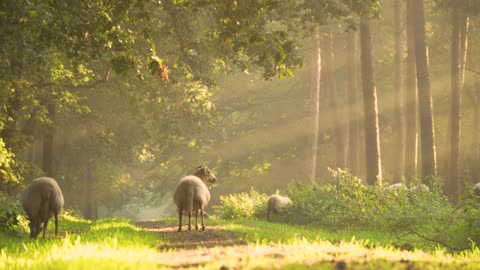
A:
[
  {"left": 387, "top": 209, "right": 471, "bottom": 252},
  {"left": 466, "top": 67, "right": 480, "bottom": 75},
  {"left": 35, "top": 64, "right": 112, "bottom": 90}
]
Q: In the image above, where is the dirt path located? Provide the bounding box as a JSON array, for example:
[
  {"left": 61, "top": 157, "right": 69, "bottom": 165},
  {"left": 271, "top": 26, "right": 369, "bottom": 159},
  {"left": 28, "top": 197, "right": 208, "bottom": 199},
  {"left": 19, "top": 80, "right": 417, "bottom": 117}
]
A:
[
  {"left": 134, "top": 221, "right": 353, "bottom": 269},
  {"left": 136, "top": 220, "right": 247, "bottom": 250},
  {"left": 134, "top": 221, "right": 473, "bottom": 269}
]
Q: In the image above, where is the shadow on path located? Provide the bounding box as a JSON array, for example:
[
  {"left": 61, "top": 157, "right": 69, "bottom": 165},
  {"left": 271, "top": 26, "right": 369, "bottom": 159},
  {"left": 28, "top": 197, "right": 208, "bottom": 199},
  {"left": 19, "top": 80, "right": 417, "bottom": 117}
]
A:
[{"left": 135, "top": 220, "right": 247, "bottom": 250}]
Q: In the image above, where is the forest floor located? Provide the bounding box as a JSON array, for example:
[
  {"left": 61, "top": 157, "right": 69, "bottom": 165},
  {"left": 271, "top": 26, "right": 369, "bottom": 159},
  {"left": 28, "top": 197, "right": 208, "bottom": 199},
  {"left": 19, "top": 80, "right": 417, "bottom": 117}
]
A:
[
  {"left": 135, "top": 220, "right": 479, "bottom": 270},
  {"left": 136, "top": 220, "right": 345, "bottom": 269},
  {"left": 3, "top": 217, "right": 479, "bottom": 269}
]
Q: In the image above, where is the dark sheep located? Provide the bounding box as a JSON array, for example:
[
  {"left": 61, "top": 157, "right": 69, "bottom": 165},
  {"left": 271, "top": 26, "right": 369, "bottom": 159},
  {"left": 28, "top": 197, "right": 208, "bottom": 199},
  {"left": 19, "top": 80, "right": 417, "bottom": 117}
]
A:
[
  {"left": 173, "top": 166, "right": 216, "bottom": 231},
  {"left": 21, "top": 177, "right": 64, "bottom": 238}
]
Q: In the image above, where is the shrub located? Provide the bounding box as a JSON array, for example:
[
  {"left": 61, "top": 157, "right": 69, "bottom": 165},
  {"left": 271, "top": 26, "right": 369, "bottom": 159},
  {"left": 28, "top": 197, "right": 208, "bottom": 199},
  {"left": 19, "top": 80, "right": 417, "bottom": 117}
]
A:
[
  {"left": 215, "top": 187, "right": 269, "bottom": 220},
  {"left": 215, "top": 169, "right": 480, "bottom": 250},
  {"left": 285, "top": 169, "right": 378, "bottom": 228},
  {"left": 0, "top": 194, "right": 28, "bottom": 238}
]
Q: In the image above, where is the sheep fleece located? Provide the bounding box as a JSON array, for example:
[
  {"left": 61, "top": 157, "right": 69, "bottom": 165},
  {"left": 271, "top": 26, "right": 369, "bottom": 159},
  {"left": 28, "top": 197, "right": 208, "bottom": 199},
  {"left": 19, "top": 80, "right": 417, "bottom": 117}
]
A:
[
  {"left": 21, "top": 177, "right": 64, "bottom": 222},
  {"left": 268, "top": 195, "right": 292, "bottom": 212},
  {"left": 174, "top": 175, "right": 211, "bottom": 212}
]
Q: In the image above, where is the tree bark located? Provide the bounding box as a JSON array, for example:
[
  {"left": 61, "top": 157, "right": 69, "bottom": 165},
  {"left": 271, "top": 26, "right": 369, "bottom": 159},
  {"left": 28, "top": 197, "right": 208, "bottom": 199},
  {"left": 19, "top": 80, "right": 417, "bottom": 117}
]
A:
[
  {"left": 471, "top": 84, "right": 480, "bottom": 182},
  {"left": 347, "top": 30, "right": 360, "bottom": 176},
  {"left": 42, "top": 101, "right": 56, "bottom": 177},
  {"left": 393, "top": 0, "right": 406, "bottom": 181},
  {"left": 82, "top": 125, "right": 98, "bottom": 220},
  {"left": 413, "top": 0, "right": 437, "bottom": 180},
  {"left": 82, "top": 162, "right": 97, "bottom": 220},
  {"left": 360, "top": 16, "right": 383, "bottom": 186},
  {"left": 404, "top": 0, "right": 418, "bottom": 180},
  {"left": 310, "top": 29, "right": 321, "bottom": 181},
  {"left": 448, "top": 5, "right": 469, "bottom": 202},
  {"left": 325, "top": 32, "right": 346, "bottom": 169}
]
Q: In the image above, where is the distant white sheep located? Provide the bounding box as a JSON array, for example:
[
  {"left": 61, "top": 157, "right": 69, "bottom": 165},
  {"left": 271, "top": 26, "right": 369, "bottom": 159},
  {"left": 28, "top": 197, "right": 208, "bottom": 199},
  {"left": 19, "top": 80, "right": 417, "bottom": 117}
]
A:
[
  {"left": 267, "top": 194, "right": 292, "bottom": 221},
  {"left": 21, "top": 177, "right": 64, "bottom": 238},
  {"left": 385, "top": 183, "right": 430, "bottom": 193},
  {"left": 385, "top": 183, "right": 408, "bottom": 191},
  {"left": 410, "top": 184, "right": 430, "bottom": 192},
  {"left": 173, "top": 166, "right": 216, "bottom": 231},
  {"left": 473, "top": 183, "right": 480, "bottom": 197}
]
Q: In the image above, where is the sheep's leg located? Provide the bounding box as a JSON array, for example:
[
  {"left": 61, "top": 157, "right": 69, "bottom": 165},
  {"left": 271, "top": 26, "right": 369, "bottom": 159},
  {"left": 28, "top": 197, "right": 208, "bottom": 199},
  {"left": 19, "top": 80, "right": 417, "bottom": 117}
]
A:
[
  {"left": 42, "top": 219, "right": 49, "bottom": 239},
  {"left": 35, "top": 221, "right": 42, "bottom": 238},
  {"left": 178, "top": 207, "right": 183, "bottom": 232},
  {"left": 54, "top": 214, "right": 58, "bottom": 236},
  {"left": 187, "top": 211, "right": 192, "bottom": 231},
  {"left": 267, "top": 208, "right": 270, "bottom": 221},
  {"left": 194, "top": 210, "right": 199, "bottom": 230},
  {"left": 200, "top": 208, "right": 205, "bottom": 231},
  {"left": 30, "top": 220, "right": 36, "bottom": 238}
]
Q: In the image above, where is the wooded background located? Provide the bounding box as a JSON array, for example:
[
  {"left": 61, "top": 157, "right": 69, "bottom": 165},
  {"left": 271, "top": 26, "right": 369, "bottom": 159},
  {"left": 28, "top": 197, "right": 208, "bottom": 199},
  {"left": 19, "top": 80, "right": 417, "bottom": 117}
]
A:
[{"left": 1, "top": 0, "right": 479, "bottom": 220}]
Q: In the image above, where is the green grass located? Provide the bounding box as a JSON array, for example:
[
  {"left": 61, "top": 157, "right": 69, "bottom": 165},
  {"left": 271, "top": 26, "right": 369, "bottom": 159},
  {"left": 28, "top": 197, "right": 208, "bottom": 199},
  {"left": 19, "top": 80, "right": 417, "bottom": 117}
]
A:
[
  {"left": 2, "top": 216, "right": 480, "bottom": 269},
  {"left": 0, "top": 215, "right": 162, "bottom": 270},
  {"left": 210, "top": 219, "right": 423, "bottom": 249}
]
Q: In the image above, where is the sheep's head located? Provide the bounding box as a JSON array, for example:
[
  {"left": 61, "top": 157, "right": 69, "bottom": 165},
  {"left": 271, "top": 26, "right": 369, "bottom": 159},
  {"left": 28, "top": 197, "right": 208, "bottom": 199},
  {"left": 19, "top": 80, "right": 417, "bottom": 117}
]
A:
[{"left": 194, "top": 166, "right": 217, "bottom": 184}]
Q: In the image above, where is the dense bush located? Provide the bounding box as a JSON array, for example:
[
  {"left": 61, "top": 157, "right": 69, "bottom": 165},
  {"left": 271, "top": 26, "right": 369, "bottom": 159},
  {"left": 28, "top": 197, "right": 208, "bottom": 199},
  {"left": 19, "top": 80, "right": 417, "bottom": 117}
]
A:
[
  {"left": 215, "top": 169, "right": 480, "bottom": 250},
  {"left": 0, "top": 195, "right": 28, "bottom": 238},
  {"left": 215, "top": 187, "right": 269, "bottom": 220},
  {"left": 285, "top": 169, "right": 377, "bottom": 226}
]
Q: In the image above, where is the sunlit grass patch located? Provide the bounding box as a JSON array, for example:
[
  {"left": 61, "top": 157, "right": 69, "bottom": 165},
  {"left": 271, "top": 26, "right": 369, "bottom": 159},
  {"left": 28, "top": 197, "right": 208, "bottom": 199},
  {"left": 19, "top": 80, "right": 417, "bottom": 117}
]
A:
[
  {"left": 0, "top": 218, "right": 162, "bottom": 270},
  {"left": 155, "top": 239, "right": 480, "bottom": 270},
  {"left": 211, "top": 219, "right": 391, "bottom": 247},
  {"left": 1, "top": 236, "right": 161, "bottom": 270}
]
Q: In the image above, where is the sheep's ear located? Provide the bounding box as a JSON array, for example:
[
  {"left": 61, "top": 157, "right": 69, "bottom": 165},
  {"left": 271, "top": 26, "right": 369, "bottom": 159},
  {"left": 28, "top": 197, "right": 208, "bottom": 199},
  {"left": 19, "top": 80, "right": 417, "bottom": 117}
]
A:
[{"left": 195, "top": 166, "right": 207, "bottom": 173}]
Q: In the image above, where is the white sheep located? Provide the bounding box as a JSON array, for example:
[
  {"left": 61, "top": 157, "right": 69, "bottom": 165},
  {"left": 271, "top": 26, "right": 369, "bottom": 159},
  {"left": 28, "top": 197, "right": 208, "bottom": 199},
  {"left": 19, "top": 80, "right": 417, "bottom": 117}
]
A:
[
  {"left": 385, "top": 183, "right": 408, "bottom": 191},
  {"left": 411, "top": 184, "right": 430, "bottom": 192},
  {"left": 473, "top": 182, "right": 480, "bottom": 197},
  {"left": 267, "top": 194, "right": 292, "bottom": 221},
  {"left": 21, "top": 177, "right": 64, "bottom": 238},
  {"left": 173, "top": 166, "right": 216, "bottom": 231}
]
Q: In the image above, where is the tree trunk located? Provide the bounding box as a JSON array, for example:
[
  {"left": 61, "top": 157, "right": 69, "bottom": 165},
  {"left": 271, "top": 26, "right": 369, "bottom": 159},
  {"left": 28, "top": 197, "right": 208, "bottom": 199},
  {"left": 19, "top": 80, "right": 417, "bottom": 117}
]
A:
[
  {"left": 393, "top": 0, "right": 406, "bottom": 181},
  {"left": 42, "top": 101, "right": 56, "bottom": 177},
  {"left": 413, "top": 0, "right": 437, "bottom": 181},
  {"left": 82, "top": 125, "right": 98, "bottom": 220},
  {"left": 347, "top": 30, "right": 360, "bottom": 176},
  {"left": 82, "top": 162, "right": 97, "bottom": 220},
  {"left": 325, "top": 32, "right": 346, "bottom": 169},
  {"left": 360, "top": 16, "right": 383, "bottom": 186},
  {"left": 448, "top": 6, "right": 469, "bottom": 202},
  {"left": 310, "top": 29, "right": 321, "bottom": 181},
  {"left": 404, "top": 0, "right": 418, "bottom": 180},
  {"left": 471, "top": 84, "right": 480, "bottom": 182}
]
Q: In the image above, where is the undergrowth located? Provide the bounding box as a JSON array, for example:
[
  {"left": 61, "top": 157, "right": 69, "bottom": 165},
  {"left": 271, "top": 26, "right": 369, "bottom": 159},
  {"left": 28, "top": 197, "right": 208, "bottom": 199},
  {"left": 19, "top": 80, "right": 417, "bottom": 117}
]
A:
[
  {"left": 0, "top": 218, "right": 160, "bottom": 270},
  {"left": 215, "top": 168, "right": 480, "bottom": 252}
]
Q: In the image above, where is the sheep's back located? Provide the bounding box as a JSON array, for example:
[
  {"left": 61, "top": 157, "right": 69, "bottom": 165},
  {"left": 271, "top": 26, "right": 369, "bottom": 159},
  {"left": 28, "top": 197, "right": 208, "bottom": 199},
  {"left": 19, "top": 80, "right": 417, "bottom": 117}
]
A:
[
  {"left": 268, "top": 195, "right": 291, "bottom": 210},
  {"left": 22, "top": 177, "right": 64, "bottom": 218},
  {"left": 174, "top": 175, "right": 211, "bottom": 211}
]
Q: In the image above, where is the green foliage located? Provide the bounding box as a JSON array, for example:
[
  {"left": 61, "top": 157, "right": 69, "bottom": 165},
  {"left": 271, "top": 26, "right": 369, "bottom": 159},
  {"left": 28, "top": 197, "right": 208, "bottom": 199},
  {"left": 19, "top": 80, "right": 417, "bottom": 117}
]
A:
[
  {"left": 1, "top": 218, "right": 160, "bottom": 270},
  {"left": 215, "top": 169, "right": 480, "bottom": 251},
  {"left": 286, "top": 169, "right": 377, "bottom": 226},
  {"left": 0, "top": 195, "right": 24, "bottom": 237},
  {"left": 0, "top": 138, "right": 19, "bottom": 184},
  {"left": 285, "top": 170, "right": 480, "bottom": 250},
  {"left": 215, "top": 187, "right": 269, "bottom": 220}
]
